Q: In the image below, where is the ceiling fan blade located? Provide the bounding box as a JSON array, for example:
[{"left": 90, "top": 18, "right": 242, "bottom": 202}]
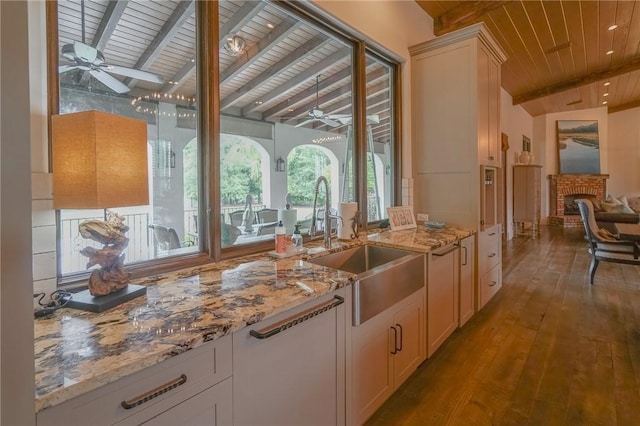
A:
[
  {"left": 89, "top": 69, "right": 131, "bottom": 93},
  {"left": 321, "top": 118, "right": 340, "bottom": 127},
  {"left": 367, "top": 114, "right": 380, "bottom": 124},
  {"left": 295, "top": 118, "right": 316, "bottom": 128},
  {"left": 59, "top": 64, "right": 79, "bottom": 74},
  {"left": 103, "top": 64, "right": 164, "bottom": 84}
]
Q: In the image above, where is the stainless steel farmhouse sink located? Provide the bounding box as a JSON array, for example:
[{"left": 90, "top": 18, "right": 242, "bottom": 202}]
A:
[{"left": 308, "top": 245, "right": 425, "bottom": 325}]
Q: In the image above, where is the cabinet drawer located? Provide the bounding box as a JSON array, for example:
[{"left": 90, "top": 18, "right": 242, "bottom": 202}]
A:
[
  {"left": 479, "top": 263, "right": 502, "bottom": 309},
  {"left": 478, "top": 228, "right": 501, "bottom": 276},
  {"left": 38, "top": 335, "right": 232, "bottom": 426}
]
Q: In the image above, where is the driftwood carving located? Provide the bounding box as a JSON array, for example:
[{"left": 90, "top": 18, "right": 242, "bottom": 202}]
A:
[{"left": 79, "top": 211, "right": 131, "bottom": 296}]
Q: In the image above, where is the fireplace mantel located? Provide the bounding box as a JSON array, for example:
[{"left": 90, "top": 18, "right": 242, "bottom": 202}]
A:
[{"left": 548, "top": 174, "right": 609, "bottom": 227}]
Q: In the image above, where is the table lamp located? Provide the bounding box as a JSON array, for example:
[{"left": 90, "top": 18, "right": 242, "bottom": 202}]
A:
[{"left": 52, "top": 110, "right": 149, "bottom": 312}]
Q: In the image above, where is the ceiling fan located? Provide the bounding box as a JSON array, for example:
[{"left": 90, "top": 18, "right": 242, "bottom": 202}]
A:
[
  {"left": 59, "top": 41, "right": 164, "bottom": 94},
  {"left": 58, "top": 1, "right": 162, "bottom": 94},
  {"left": 295, "top": 75, "right": 341, "bottom": 128},
  {"left": 294, "top": 75, "right": 379, "bottom": 128}
]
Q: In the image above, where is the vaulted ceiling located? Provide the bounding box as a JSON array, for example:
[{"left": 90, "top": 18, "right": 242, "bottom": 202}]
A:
[
  {"left": 416, "top": 0, "right": 640, "bottom": 117},
  {"left": 56, "top": 0, "right": 639, "bottom": 138}
]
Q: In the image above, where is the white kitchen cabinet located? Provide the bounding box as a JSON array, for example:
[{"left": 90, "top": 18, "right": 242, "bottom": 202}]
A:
[
  {"left": 427, "top": 243, "right": 459, "bottom": 357},
  {"left": 458, "top": 235, "right": 476, "bottom": 327},
  {"left": 233, "top": 288, "right": 348, "bottom": 426},
  {"left": 351, "top": 288, "right": 425, "bottom": 425},
  {"left": 410, "top": 23, "right": 506, "bottom": 307},
  {"left": 478, "top": 224, "right": 502, "bottom": 309},
  {"left": 37, "top": 335, "right": 232, "bottom": 426}
]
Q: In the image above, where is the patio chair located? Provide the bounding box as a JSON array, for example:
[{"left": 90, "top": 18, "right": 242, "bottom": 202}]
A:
[
  {"left": 149, "top": 224, "right": 193, "bottom": 252},
  {"left": 575, "top": 199, "right": 640, "bottom": 284},
  {"left": 228, "top": 210, "right": 245, "bottom": 227},
  {"left": 256, "top": 208, "right": 278, "bottom": 224}
]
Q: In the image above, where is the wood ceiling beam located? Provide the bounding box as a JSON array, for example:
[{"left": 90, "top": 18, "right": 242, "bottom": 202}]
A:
[
  {"left": 241, "top": 48, "right": 350, "bottom": 116},
  {"left": 219, "top": 1, "right": 266, "bottom": 44},
  {"left": 220, "top": 36, "right": 327, "bottom": 110},
  {"left": 426, "top": 1, "right": 511, "bottom": 36},
  {"left": 124, "top": 0, "right": 195, "bottom": 88},
  {"left": 221, "top": 19, "right": 301, "bottom": 84},
  {"left": 512, "top": 57, "right": 640, "bottom": 105},
  {"left": 92, "top": 0, "right": 128, "bottom": 50},
  {"left": 263, "top": 63, "right": 361, "bottom": 120},
  {"left": 282, "top": 67, "right": 388, "bottom": 126}
]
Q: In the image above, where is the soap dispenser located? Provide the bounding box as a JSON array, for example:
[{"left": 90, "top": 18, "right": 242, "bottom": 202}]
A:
[{"left": 291, "top": 224, "right": 303, "bottom": 248}]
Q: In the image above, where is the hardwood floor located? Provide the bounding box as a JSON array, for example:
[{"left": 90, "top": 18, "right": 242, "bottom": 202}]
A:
[{"left": 366, "top": 227, "right": 640, "bottom": 425}]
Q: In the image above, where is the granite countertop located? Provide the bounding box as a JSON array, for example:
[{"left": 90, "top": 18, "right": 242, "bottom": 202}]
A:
[{"left": 34, "top": 224, "right": 474, "bottom": 412}]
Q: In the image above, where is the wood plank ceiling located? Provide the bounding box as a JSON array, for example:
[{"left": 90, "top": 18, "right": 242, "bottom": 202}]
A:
[
  {"left": 56, "top": 0, "right": 393, "bottom": 143},
  {"left": 416, "top": 0, "right": 640, "bottom": 117}
]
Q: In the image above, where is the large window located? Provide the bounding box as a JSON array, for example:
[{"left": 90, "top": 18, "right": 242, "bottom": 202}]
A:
[{"left": 51, "top": 0, "right": 399, "bottom": 280}]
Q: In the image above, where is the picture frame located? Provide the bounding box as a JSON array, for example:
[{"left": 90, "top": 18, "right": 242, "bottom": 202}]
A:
[
  {"left": 522, "top": 135, "right": 531, "bottom": 152},
  {"left": 387, "top": 206, "right": 417, "bottom": 231},
  {"left": 556, "top": 120, "right": 600, "bottom": 174}
]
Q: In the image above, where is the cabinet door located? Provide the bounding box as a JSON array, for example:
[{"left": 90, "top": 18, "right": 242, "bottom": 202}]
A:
[
  {"left": 427, "top": 245, "right": 459, "bottom": 357},
  {"left": 351, "top": 309, "right": 394, "bottom": 426},
  {"left": 458, "top": 236, "right": 475, "bottom": 327},
  {"left": 392, "top": 289, "right": 425, "bottom": 386},
  {"left": 233, "top": 290, "right": 346, "bottom": 426},
  {"left": 140, "top": 378, "right": 232, "bottom": 426}
]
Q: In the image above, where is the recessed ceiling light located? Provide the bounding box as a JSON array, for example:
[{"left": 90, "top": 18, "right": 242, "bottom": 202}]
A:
[
  {"left": 609, "top": 24, "right": 618, "bottom": 31},
  {"left": 603, "top": 101, "right": 608, "bottom": 105},
  {"left": 603, "top": 92, "right": 609, "bottom": 97},
  {"left": 604, "top": 81, "right": 611, "bottom": 86},
  {"left": 288, "top": 108, "right": 294, "bottom": 112},
  {"left": 606, "top": 50, "right": 614, "bottom": 55},
  {"left": 267, "top": 23, "right": 275, "bottom": 29},
  {"left": 255, "top": 101, "right": 263, "bottom": 105}
]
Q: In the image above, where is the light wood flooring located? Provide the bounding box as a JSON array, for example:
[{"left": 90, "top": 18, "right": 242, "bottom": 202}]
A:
[{"left": 366, "top": 226, "right": 640, "bottom": 425}]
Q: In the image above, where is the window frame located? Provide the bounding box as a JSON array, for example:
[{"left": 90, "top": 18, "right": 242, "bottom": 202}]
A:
[{"left": 47, "top": 0, "right": 402, "bottom": 284}]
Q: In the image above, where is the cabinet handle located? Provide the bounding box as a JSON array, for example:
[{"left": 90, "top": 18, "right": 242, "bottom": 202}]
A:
[
  {"left": 396, "top": 323, "right": 403, "bottom": 352},
  {"left": 489, "top": 281, "right": 498, "bottom": 287},
  {"left": 462, "top": 246, "right": 468, "bottom": 266},
  {"left": 488, "top": 253, "right": 496, "bottom": 258},
  {"left": 121, "top": 374, "right": 187, "bottom": 410},
  {"left": 489, "top": 156, "right": 495, "bottom": 160},
  {"left": 488, "top": 232, "right": 496, "bottom": 236},
  {"left": 249, "top": 295, "right": 344, "bottom": 339},
  {"left": 390, "top": 326, "right": 398, "bottom": 354}
]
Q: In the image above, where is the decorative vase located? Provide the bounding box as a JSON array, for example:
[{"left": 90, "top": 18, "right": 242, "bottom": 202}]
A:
[{"left": 520, "top": 151, "right": 531, "bottom": 165}]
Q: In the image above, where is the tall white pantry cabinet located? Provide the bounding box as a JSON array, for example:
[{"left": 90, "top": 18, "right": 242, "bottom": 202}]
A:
[{"left": 410, "top": 23, "right": 507, "bottom": 308}]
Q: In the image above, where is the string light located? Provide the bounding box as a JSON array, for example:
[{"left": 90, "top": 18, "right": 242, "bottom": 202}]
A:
[
  {"left": 130, "top": 92, "right": 197, "bottom": 118},
  {"left": 312, "top": 135, "right": 342, "bottom": 144}
]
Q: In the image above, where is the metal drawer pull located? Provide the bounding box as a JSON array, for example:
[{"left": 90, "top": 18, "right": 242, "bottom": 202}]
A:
[
  {"left": 121, "top": 374, "right": 187, "bottom": 410},
  {"left": 390, "top": 326, "right": 398, "bottom": 354},
  {"left": 489, "top": 156, "right": 495, "bottom": 160},
  {"left": 250, "top": 295, "right": 344, "bottom": 339},
  {"left": 462, "top": 246, "right": 468, "bottom": 265},
  {"left": 489, "top": 281, "right": 498, "bottom": 287},
  {"left": 488, "top": 253, "right": 496, "bottom": 257},
  {"left": 488, "top": 232, "right": 496, "bottom": 236}
]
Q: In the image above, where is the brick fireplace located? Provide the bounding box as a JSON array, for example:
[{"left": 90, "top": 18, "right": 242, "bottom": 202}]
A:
[{"left": 548, "top": 174, "right": 609, "bottom": 227}]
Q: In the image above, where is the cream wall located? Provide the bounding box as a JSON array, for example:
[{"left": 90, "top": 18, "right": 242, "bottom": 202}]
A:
[
  {"left": 608, "top": 107, "right": 640, "bottom": 195},
  {"left": 500, "top": 89, "right": 534, "bottom": 240},
  {"left": 534, "top": 106, "right": 609, "bottom": 220}
]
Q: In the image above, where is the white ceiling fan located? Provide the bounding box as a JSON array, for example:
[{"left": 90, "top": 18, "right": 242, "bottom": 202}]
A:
[
  {"left": 59, "top": 41, "right": 164, "bottom": 94},
  {"left": 294, "top": 75, "right": 379, "bottom": 128},
  {"left": 58, "top": 1, "right": 163, "bottom": 94}
]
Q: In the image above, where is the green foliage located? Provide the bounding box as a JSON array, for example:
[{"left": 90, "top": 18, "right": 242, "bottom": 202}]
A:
[
  {"left": 287, "top": 146, "right": 331, "bottom": 205},
  {"left": 220, "top": 136, "right": 263, "bottom": 205}
]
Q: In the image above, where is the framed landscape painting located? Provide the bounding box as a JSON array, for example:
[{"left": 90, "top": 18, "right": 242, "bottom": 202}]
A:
[{"left": 556, "top": 120, "right": 600, "bottom": 174}]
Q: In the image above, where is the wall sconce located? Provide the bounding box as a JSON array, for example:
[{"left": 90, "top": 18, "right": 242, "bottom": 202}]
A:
[
  {"left": 275, "top": 156, "right": 286, "bottom": 172},
  {"left": 52, "top": 110, "right": 149, "bottom": 312}
]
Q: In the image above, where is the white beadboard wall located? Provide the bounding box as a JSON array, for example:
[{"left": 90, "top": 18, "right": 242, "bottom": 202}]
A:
[{"left": 31, "top": 172, "right": 57, "bottom": 301}]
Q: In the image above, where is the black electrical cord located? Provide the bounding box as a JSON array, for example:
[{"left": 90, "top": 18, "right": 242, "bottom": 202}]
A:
[{"left": 34, "top": 290, "right": 73, "bottom": 318}]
